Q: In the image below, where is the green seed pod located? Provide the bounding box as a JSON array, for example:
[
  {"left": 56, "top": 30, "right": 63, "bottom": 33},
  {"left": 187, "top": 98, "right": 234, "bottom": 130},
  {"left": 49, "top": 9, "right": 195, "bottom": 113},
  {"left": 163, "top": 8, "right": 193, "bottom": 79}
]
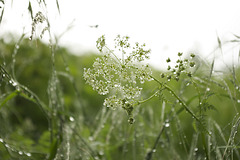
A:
[
  {"left": 128, "top": 117, "right": 135, "bottom": 124},
  {"left": 190, "top": 53, "right": 195, "bottom": 58},
  {"left": 166, "top": 58, "right": 171, "bottom": 63},
  {"left": 178, "top": 52, "right": 183, "bottom": 56},
  {"left": 160, "top": 73, "right": 165, "bottom": 78},
  {"left": 190, "top": 62, "right": 195, "bottom": 67},
  {"left": 175, "top": 76, "right": 179, "bottom": 81}
]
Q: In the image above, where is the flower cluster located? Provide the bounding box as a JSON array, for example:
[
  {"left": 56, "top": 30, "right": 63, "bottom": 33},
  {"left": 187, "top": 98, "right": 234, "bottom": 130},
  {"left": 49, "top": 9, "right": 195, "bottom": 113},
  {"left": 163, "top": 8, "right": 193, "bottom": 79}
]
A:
[
  {"left": 160, "top": 53, "right": 196, "bottom": 81},
  {"left": 84, "top": 35, "right": 152, "bottom": 123}
]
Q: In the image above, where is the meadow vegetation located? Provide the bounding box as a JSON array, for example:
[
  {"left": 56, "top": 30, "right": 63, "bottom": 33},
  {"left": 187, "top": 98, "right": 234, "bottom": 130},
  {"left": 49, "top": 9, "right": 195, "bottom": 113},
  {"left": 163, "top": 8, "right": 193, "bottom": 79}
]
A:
[{"left": 0, "top": 1, "right": 240, "bottom": 160}]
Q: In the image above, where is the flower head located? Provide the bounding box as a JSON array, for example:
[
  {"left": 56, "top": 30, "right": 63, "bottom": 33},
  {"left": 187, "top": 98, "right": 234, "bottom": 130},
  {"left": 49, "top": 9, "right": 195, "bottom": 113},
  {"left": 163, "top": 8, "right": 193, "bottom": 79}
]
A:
[{"left": 84, "top": 35, "right": 153, "bottom": 123}]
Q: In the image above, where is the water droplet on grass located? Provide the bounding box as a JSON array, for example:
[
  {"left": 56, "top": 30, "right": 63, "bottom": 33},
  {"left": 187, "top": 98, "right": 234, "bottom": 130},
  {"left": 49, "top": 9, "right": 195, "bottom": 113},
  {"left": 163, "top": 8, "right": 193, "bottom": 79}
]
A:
[
  {"left": 16, "top": 86, "right": 21, "bottom": 92},
  {"left": 194, "top": 148, "right": 198, "bottom": 152},
  {"left": 0, "top": 138, "right": 3, "bottom": 143},
  {"left": 19, "top": 151, "right": 23, "bottom": 155},
  {"left": 99, "top": 150, "right": 104, "bottom": 156},
  {"left": 88, "top": 136, "right": 93, "bottom": 141},
  {"left": 26, "top": 152, "right": 31, "bottom": 157},
  {"left": 69, "top": 116, "right": 75, "bottom": 122},
  {"left": 206, "top": 88, "right": 210, "bottom": 91},
  {"left": 165, "top": 123, "right": 170, "bottom": 127},
  {"left": 12, "top": 81, "right": 17, "bottom": 86},
  {"left": 237, "top": 99, "right": 240, "bottom": 103}
]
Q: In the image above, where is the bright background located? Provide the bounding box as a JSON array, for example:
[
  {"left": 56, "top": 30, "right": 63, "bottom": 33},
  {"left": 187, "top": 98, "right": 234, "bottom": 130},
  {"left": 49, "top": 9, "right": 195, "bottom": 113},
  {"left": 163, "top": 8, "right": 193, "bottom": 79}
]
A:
[{"left": 1, "top": 0, "right": 240, "bottom": 69}]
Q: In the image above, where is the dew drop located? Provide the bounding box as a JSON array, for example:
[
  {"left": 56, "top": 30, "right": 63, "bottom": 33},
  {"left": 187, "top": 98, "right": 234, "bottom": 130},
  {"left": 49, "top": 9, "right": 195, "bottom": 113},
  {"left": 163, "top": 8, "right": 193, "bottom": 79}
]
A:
[
  {"left": 194, "top": 148, "right": 198, "bottom": 152},
  {"left": 12, "top": 81, "right": 17, "bottom": 87},
  {"left": 88, "top": 136, "right": 93, "bottom": 141},
  {"left": 15, "top": 45, "right": 19, "bottom": 49},
  {"left": 165, "top": 123, "right": 170, "bottom": 127},
  {"left": 94, "top": 156, "right": 100, "bottom": 160},
  {"left": 237, "top": 99, "right": 240, "bottom": 103},
  {"left": 19, "top": 151, "right": 23, "bottom": 155},
  {"left": 152, "top": 149, "right": 156, "bottom": 153},
  {"left": 206, "top": 88, "right": 210, "bottom": 91},
  {"left": 0, "top": 138, "right": 3, "bottom": 143},
  {"left": 99, "top": 151, "right": 104, "bottom": 156},
  {"left": 16, "top": 86, "right": 21, "bottom": 92},
  {"left": 26, "top": 152, "right": 31, "bottom": 157},
  {"left": 69, "top": 116, "right": 75, "bottom": 122}
]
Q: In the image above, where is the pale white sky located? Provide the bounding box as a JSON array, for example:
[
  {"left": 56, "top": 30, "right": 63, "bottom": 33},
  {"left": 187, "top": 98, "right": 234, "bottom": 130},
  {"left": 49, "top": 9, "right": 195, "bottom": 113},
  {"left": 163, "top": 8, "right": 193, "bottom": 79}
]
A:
[{"left": 1, "top": 0, "right": 240, "bottom": 69}]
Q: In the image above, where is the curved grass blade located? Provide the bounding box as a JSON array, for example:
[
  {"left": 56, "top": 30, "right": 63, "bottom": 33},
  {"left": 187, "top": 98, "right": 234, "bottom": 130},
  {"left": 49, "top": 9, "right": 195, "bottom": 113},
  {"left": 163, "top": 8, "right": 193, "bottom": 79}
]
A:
[
  {"left": 0, "top": 90, "right": 18, "bottom": 110},
  {"left": 223, "top": 115, "right": 240, "bottom": 159}
]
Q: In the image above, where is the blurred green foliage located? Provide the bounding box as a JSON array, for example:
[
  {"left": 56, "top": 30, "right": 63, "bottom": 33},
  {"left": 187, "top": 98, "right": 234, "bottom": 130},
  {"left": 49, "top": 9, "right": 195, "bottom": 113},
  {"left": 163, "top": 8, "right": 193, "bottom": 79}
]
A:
[{"left": 0, "top": 36, "right": 239, "bottom": 159}]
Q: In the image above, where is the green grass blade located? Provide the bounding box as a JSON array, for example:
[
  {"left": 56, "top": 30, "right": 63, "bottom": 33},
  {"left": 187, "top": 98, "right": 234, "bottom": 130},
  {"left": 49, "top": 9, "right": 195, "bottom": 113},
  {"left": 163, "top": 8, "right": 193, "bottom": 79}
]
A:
[
  {"left": 217, "top": 34, "right": 223, "bottom": 56},
  {"left": 209, "top": 120, "right": 224, "bottom": 160},
  {"left": 209, "top": 59, "right": 215, "bottom": 78},
  {"left": 221, "top": 79, "right": 238, "bottom": 112},
  {"left": 56, "top": 0, "right": 60, "bottom": 14},
  {"left": 48, "top": 138, "right": 58, "bottom": 160},
  {"left": 187, "top": 133, "right": 198, "bottom": 160},
  {"left": 0, "top": 90, "right": 18, "bottom": 110},
  {"left": 28, "top": 1, "right": 33, "bottom": 20},
  {"left": 0, "top": 7, "right": 4, "bottom": 25},
  {"left": 223, "top": 116, "right": 240, "bottom": 159}
]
